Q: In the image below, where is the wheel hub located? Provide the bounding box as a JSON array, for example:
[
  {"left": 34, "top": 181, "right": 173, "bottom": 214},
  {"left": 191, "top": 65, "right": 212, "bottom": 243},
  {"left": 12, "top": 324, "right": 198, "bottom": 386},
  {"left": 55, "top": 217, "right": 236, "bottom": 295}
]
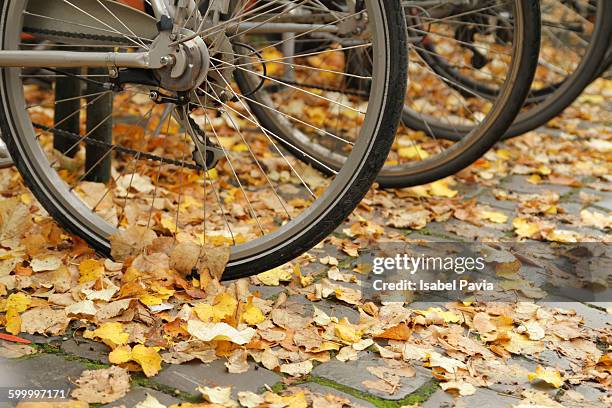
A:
[{"left": 153, "top": 30, "right": 210, "bottom": 92}]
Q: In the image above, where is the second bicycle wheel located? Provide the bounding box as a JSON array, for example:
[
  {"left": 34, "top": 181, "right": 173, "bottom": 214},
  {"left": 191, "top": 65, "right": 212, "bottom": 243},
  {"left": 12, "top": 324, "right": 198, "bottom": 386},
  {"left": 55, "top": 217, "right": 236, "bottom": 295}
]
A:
[{"left": 238, "top": 0, "right": 541, "bottom": 188}]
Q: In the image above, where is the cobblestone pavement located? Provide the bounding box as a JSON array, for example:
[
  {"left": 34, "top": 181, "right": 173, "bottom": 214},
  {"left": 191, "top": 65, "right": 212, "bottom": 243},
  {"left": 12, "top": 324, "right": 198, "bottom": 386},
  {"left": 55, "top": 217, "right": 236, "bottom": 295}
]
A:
[{"left": 1, "top": 168, "right": 610, "bottom": 408}]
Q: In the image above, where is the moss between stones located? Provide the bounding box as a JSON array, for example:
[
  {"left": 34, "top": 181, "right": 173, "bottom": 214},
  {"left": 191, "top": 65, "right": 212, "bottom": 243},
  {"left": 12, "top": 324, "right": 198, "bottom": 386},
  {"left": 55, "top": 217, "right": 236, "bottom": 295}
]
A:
[
  {"left": 305, "top": 375, "right": 439, "bottom": 408},
  {"left": 32, "top": 342, "right": 110, "bottom": 370},
  {"left": 131, "top": 374, "right": 201, "bottom": 403}
]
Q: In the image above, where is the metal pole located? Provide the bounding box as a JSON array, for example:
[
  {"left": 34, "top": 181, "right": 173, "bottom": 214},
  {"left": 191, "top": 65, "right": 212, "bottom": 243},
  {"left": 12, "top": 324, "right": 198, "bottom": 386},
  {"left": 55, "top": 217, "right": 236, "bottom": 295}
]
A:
[
  {"left": 84, "top": 67, "right": 113, "bottom": 183},
  {"left": 53, "top": 69, "right": 81, "bottom": 157}
]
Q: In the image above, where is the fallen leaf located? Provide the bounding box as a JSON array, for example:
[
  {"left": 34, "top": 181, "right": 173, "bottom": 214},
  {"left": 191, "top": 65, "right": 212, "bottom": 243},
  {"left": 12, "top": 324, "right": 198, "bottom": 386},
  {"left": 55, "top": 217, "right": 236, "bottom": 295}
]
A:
[
  {"left": 131, "top": 344, "right": 163, "bottom": 377},
  {"left": 440, "top": 380, "right": 476, "bottom": 396},
  {"left": 187, "top": 320, "right": 255, "bottom": 345},
  {"left": 66, "top": 300, "right": 97, "bottom": 316},
  {"left": 198, "top": 386, "right": 233, "bottom": 404},
  {"left": 109, "top": 344, "right": 162, "bottom": 377},
  {"left": 430, "top": 180, "right": 458, "bottom": 198},
  {"left": 20, "top": 307, "right": 68, "bottom": 336},
  {"left": 280, "top": 360, "right": 313, "bottom": 377},
  {"left": 528, "top": 366, "right": 564, "bottom": 388},
  {"left": 225, "top": 349, "right": 249, "bottom": 374},
  {"left": 79, "top": 259, "right": 105, "bottom": 284},
  {"left": 238, "top": 391, "right": 265, "bottom": 408},
  {"left": 71, "top": 366, "right": 130, "bottom": 404},
  {"left": 256, "top": 266, "right": 292, "bottom": 286},
  {"left": 84, "top": 322, "right": 129, "bottom": 347},
  {"left": 110, "top": 226, "right": 157, "bottom": 261},
  {"left": 513, "top": 218, "right": 540, "bottom": 239},
  {"left": 134, "top": 393, "right": 167, "bottom": 408},
  {"left": 242, "top": 301, "right": 266, "bottom": 325},
  {"left": 30, "top": 255, "right": 62, "bottom": 272},
  {"left": 480, "top": 210, "right": 508, "bottom": 224},
  {"left": 334, "top": 318, "right": 362, "bottom": 344}
]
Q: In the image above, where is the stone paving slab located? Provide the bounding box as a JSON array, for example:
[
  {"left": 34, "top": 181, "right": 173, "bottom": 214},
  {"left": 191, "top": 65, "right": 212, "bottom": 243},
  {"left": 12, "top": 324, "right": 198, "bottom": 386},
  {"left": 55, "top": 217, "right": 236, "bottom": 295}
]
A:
[
  {"left": 501, "top": 176, "right": 574, "bottom": 196},
  {"left": 0, "top": 354, "right": 85, "bottom": 400},
  {"left": 154, "top": 358, "right": 280, "bottom": 398},
  {"left": 61, "top": 338, "right": 111, "bottom": 364},
  {"left": 421, "top": 387, "right": 521, "bottom": 408},
  {"left": 311, "top": 351, "right": 431, "bottom": 401}
]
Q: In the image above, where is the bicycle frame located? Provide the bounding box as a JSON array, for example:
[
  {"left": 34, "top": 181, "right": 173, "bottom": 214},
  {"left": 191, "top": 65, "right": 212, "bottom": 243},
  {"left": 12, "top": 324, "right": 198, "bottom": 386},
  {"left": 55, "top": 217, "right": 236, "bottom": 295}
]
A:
[{"left": 0, "top": 0, "right": 337, "bottom": 69}]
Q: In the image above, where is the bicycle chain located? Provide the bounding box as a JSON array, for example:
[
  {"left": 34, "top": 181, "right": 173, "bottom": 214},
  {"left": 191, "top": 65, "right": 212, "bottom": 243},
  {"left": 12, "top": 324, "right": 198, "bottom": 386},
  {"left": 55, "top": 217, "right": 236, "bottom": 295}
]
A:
[
  {"left": 24, "top": 27, "right": 366, "bottom": 166},
  {"left": 23, "top": 27, "right": 134, "bottom": 45},
  {"left": 32, "top": 123, "right": 203, "bottom": 171}
]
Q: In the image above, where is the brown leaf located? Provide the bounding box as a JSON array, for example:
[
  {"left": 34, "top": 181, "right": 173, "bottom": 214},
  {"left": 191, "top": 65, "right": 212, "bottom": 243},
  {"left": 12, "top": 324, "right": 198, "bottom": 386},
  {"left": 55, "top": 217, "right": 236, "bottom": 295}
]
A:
[
  {"left": 20, "top": 307, "right": 69, "bottom": 335},
  {"left": 110, "top": 226, "right": 157, "bottom": 261},
  {"left": 0, "top": 198, "right": 32, "bottom": 249},
  {"left": 170, "top": 241, "right": 201, "bottom": 276},
  {"left": 198, "top": 245, "right": 230, "bottom": 280},
  {"left": 71, "top": 366, "right": 130, "bottom": 404}
]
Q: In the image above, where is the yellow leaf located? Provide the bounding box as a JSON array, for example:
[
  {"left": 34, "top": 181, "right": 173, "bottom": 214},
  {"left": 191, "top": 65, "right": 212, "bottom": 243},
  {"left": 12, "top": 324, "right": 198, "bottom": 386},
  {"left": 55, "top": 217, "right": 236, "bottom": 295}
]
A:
[
  {"left": 79, "top": 259, "right": 104, "bottom": 284},
  {"left": 496, "top": 149, "right": 512, "bottom": 160},
  {"left": 20, "top": 194, "right": 32, "bottom": 205},
  {"left": 5, "top": 308, "right": 22, "bottom": 335},
  {"left": 415, "top": 307, "right": 461, "bottom": 323},
  {"left": 206, "top": 168, "right": 218, "bottom": 181},
  {"left": 527, "top": 174, "right": 542, "bottom": 184},
  {"left": 179, "top": 195, "right": 203, "bottom": 211},
  {"left": 257, "top": 266, "right": 292, "bottom": 286},
  {"left": 138, "top": 293, "right": 164, "bottom": 306},
  {"left": 281, "top": 392, "right": 308, "bottom": 408},
  {"left": 293, "top": 263, "right": 314, "bottom": 287},
  {"left": 429, "top": 180, "right": 458, "bottom": 198},
  {"left": 334, "top": 318, "right": 362, "bottom": 344},
  {"left": 513, "top": 218, "right": 540, "bottom": 239},
  {"left": 108, "top": 345, "right": 132, "bottom": 364},
  {"left": 3, "top": 293, "right": 32, "bottom": 335},
  {"left": 193, "top": 293, "right": 238, "bottom": 323},
  {"left": 213, "top": 292, "right": 238, "bottom": 320},
  {"left": 5, "top": 292, "right": 31, "bottom": 313},
  {"left": 160, "top": 214, "right": 177, "bottom": 234},
  {"left": 139, "top": 286, "right": 175, "bottom": 306},
  {"left": 108, "top": 344, "right": 162, "bottom": 377},
  {"left": 528, "top": 366, "right": 564, "bottom": 388},
  {"left": 398, "top": 145, "right": 429, "bottom": 160},
  {"left": 84, "top": 322, "right": 129, "bottom": 347},
  {"left": 537, "top": 165, "right": 551, "bottom": 176},
  {"left": 231, "top": 143, "right": 249, "bottom": 152},
  {"left": 193, "top": 303, "right": 215, "bottom": 322},
  {"left": 481, "top": 210, "right": 508, "bottom": 224},
  {"left": 242, "top": 302, "right": 265, "bottom": 325},
  {"left": 131, "top": 344, "right": 162, "bottom": 377}
]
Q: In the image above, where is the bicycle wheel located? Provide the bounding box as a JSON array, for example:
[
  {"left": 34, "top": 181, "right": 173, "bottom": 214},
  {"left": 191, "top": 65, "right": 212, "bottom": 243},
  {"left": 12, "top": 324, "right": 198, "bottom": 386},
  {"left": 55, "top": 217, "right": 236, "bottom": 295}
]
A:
[
  {"left": 409, "top": 0, "right": 612, "bottom": 140},
  {"left": 239, "top": 0, "right": 540, "bottom": 188},
  {"left": 0, "top": 0, "right": 407, "bottom": 279},
  {"left": 501, "top": 0, "right": 612, "bottom": 138}
]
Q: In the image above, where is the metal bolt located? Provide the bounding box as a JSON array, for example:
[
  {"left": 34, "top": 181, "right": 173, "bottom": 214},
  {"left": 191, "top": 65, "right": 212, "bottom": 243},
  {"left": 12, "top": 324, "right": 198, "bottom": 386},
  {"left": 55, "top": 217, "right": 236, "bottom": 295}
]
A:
[
  {"left": 108, "top": 67, "right": 118, "bottom": 78},
  {"left": 149, "top": 90, "right": 160, "bottom": 101},
  {"left": 160, "top": 55, "right": 175, "bottom": 66}
]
